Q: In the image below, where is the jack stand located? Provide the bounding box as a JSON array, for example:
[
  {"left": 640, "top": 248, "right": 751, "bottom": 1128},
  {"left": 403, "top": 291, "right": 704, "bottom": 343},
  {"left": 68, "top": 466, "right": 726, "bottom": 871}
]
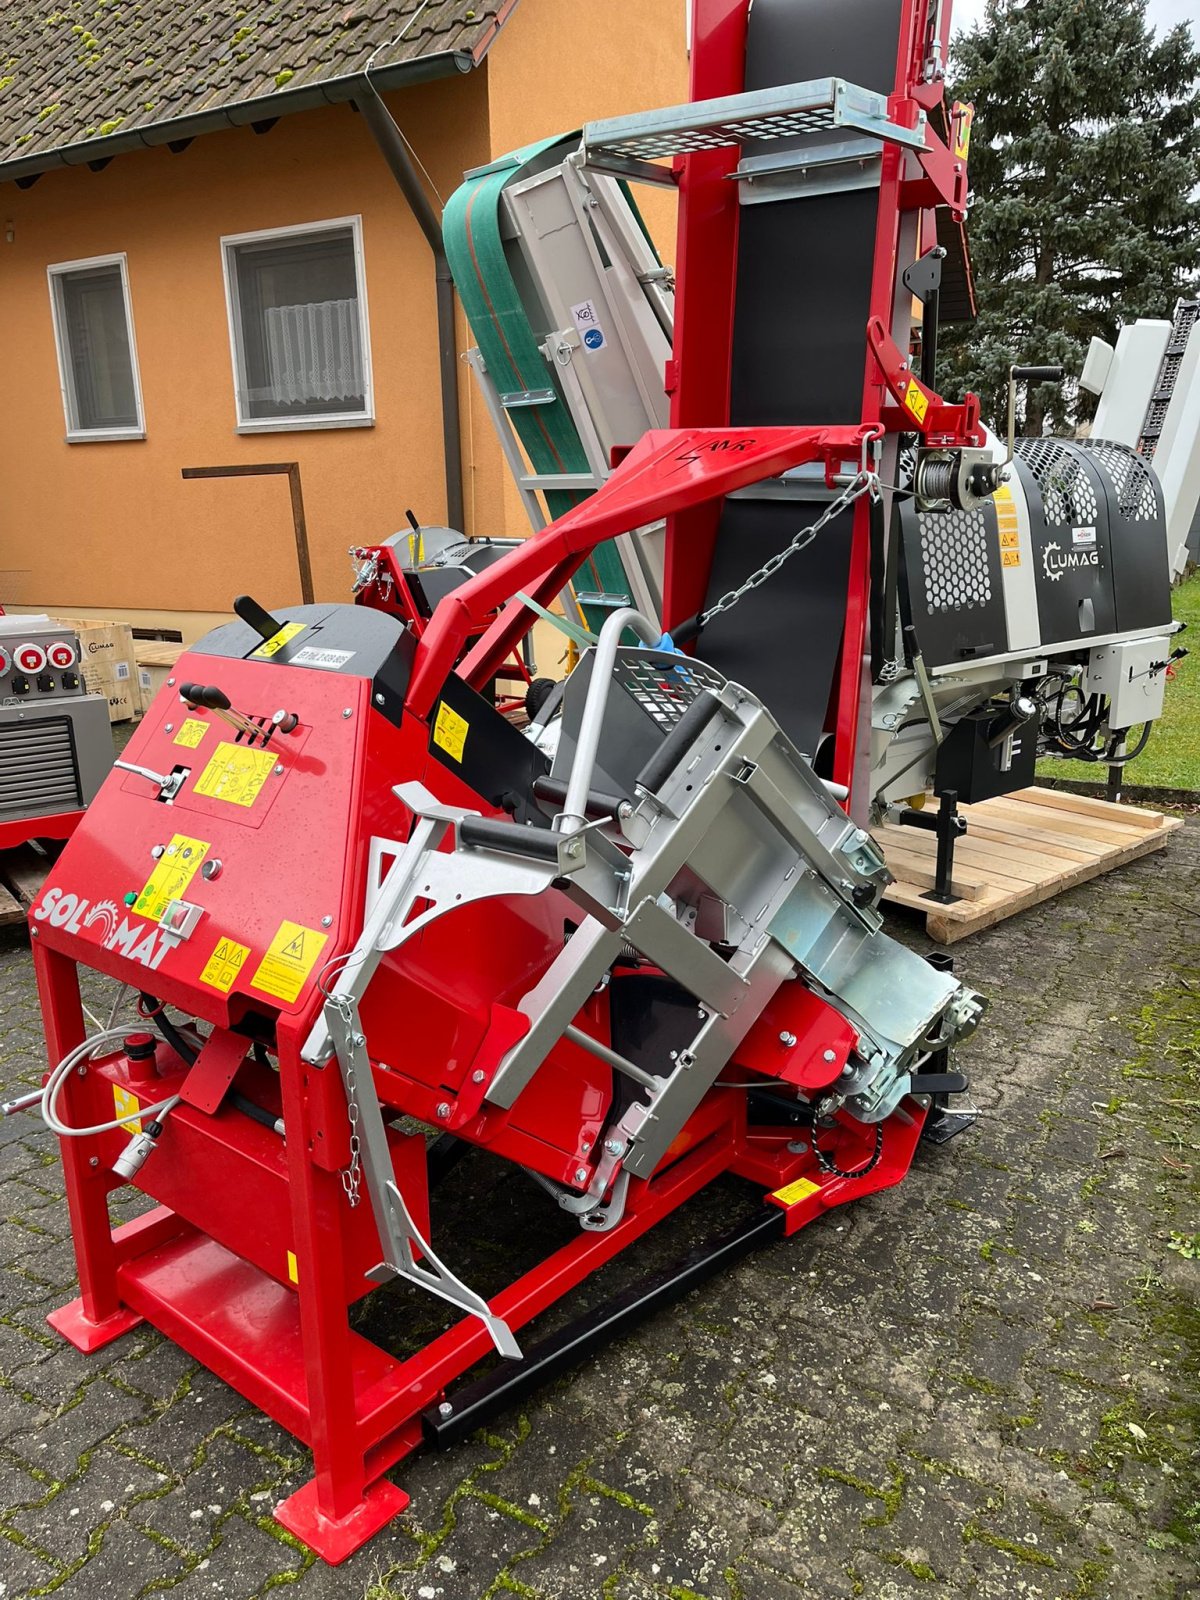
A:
[
  {"left": 896, "top": 789, "right": 967, "bottom": 905},
  {"left": 1106, "top": 736, "right": 1126, "bottom": 804},
  {"left": 922, "top": 788, "right": 966, "bottom": 905}
]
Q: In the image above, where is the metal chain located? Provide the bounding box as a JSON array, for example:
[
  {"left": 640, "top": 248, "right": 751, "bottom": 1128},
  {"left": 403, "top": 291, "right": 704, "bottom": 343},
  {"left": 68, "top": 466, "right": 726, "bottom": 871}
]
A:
[
  {"left": 336, "top": 997, "right": 363, "bottom": 1209},
  {"left": 698, "top": 470, "right": 881, "bottom": 627},
  {"left": 811, "top": 1118, "right": 884, "bottom": 1180}
]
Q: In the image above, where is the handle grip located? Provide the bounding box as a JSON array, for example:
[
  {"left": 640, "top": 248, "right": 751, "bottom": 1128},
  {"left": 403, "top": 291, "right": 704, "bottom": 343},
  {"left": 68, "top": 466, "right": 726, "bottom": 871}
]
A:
[
  {"left": 178, "top": 683, "right": 231, "bottom": 711},
  {"left": 668, "top": 613, "right": 704, "bottom": 646},
  {"left": 1010, "top": 365, "right": 1064, "bottom": 383},
  {"left": 233, "top": 594, "right": 284, "bottom": 643}
]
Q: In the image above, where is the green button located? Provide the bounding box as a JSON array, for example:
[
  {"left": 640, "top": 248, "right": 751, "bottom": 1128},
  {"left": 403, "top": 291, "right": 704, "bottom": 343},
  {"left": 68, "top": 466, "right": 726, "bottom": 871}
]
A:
[{"left": 123, "top": 891, "right": 138, "bottom": 907}]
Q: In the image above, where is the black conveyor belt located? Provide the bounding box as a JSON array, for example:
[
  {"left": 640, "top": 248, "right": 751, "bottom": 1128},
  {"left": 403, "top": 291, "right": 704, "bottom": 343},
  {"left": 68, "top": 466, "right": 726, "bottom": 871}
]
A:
[{"left": 697, "top": 0, "right": 902, "bottom": 756}]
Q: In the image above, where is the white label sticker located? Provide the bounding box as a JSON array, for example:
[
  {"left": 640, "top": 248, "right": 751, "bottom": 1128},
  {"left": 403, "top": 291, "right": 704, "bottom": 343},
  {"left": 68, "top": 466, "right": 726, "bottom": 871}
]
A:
[
  {"left": 114, "top": 661, "right": 131, "bottom": 681},
  {"left": 1072, "top": 526, "right": 1097, "bottom": 546},
  {"left": 571, "top": 298, "right": 606, "bottom": 353},
  {"left": 291, "top": 645, "right": 355, "bottom": 671}
]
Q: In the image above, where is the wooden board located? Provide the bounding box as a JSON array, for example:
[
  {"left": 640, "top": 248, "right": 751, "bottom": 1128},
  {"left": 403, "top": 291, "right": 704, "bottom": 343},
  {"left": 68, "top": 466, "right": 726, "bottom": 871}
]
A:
[
  {"left": 0, "top": 879, "right": 24, "bottom": 927},
  {"left": 0, "top": 843, "right": 51, "bottom": 920},
  {"left": 873, "top": 787, "right": 1183, "bottom": 944}
]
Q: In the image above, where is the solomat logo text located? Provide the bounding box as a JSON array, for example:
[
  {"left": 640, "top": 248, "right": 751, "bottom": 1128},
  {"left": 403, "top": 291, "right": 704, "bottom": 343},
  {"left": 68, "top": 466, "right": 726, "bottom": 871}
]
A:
[
  {"left": 1042, "top": 538, "right": 1099, "bottom": 582},
  {"left": 32, "top": 889, "right": 171, "bottom": 969}
]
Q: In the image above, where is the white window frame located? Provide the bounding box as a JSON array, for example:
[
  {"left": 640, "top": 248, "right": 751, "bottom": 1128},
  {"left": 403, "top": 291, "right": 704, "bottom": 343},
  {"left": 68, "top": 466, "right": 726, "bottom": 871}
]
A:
[
  {"left": 220, "top": 215, "right": 375, "bottom": 434},
  {"left": 47, "top": 252, "right": 146, "bottom": 443}
]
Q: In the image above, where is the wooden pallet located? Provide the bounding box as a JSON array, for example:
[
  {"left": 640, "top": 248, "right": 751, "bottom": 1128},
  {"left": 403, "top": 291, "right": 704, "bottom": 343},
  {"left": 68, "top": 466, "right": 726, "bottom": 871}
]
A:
[
  {"left": 873, "top": 787, "right": 1183, "bottom": 944},
  {"left": 0, "top": 843, "right": 52, "bottom": 926}
]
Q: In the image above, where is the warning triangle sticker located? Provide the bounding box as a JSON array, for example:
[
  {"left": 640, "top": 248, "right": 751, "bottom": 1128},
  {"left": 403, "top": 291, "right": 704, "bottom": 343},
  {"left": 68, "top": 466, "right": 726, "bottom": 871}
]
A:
[{"left": 282, "top": 932, "right": 306, "bottom": 960}]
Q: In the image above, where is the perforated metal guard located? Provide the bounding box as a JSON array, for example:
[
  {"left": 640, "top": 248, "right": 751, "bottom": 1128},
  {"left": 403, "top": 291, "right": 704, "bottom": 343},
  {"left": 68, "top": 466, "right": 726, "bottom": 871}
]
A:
[
  {"left": 1014, "top": 437, "right": 1099, "bottom": 527},
  {"left": 584, "top": 78, "right": 923, "bottom": 166},
  {"left": 612, "top": 649, "right": 727, "bottom": 729},
  {"left": 1077, "top": 439, "right": 1159, "bottom": 523},
  {"left": 918, "top": 507, "right": 992, "bottom": 611}
]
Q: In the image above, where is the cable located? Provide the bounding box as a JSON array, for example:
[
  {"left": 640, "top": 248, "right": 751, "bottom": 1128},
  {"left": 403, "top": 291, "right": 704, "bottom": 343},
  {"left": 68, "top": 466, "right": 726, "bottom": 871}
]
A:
[{"left": 40, "top": 1027, "right": 180, "bottom": 1139}]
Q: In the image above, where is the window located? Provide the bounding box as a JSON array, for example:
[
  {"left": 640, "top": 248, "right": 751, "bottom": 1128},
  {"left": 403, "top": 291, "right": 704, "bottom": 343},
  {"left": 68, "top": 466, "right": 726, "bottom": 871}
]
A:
[
  {"left": 47, "top": 254, "right": 145, "bottom": 442},
  {"left": 221, "top": 217, "right": 374, "bottom": 432}
]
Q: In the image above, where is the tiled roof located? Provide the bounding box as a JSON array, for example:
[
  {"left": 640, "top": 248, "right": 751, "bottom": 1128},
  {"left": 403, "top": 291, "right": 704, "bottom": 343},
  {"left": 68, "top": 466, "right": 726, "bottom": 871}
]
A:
[{"left": 0, "top": 1, "right": 514, "bottom": 179}]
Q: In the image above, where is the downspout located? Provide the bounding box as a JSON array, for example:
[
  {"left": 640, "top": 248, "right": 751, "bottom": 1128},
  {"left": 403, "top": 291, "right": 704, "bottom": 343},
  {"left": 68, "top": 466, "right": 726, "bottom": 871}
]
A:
[{"left": 356, "top": 78, "right": 465, "bottom": 533}]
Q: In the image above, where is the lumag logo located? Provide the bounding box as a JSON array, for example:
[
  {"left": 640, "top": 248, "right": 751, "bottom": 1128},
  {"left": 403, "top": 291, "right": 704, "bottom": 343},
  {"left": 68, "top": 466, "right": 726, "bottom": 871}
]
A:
[
  {"left": 32, "top": 889, "right": 171, "bottom": 969},
  {"left": 1042, "top": 539, "right": 1099, "bottom": 583}
]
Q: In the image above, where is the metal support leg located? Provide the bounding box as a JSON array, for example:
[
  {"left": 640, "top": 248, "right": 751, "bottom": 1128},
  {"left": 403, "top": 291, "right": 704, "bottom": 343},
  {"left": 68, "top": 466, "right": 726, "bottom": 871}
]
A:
[
  {"left": 1106, "top": 736, "right": 1126, "bottom": 804},
  {"left": 921, "top": 788, "right": 966, "bottom": 906},
  {"left": 273, "top": 1021, "right": 408, "bottom": 1562},
  {"left": 36, "top": 942, "right": 144, "bottom": 1351}
]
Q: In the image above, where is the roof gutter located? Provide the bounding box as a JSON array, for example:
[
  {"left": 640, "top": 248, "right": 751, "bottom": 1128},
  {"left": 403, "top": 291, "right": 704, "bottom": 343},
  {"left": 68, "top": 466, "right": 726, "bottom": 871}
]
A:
[{"left": 0, "top": 49, "right": 474, "bottom": 186}]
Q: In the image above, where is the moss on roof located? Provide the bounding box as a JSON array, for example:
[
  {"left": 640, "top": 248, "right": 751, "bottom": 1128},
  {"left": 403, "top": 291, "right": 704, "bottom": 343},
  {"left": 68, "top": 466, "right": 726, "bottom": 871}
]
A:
[{"left": 0, "top": 0, "right": 507, "bottom": 173}]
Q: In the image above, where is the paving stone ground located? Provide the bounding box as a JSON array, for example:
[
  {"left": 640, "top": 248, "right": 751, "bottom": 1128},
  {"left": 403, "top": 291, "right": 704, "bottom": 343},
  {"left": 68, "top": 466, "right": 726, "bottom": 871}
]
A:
[{"left": 1, "top": 820, "right": 1198, "bottom": 1600}]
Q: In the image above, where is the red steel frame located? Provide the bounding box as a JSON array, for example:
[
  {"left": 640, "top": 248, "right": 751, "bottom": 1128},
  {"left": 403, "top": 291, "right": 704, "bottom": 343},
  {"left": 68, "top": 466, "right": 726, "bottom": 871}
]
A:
[
  {"left": 31, "top": 0, "right": 978, "bottom": 1565},
  {"left": 662, "top": 0, "right": 973, "bottom": 799},
  {"left": 0, "top": 810, "right": 82, "bottom": 853}
]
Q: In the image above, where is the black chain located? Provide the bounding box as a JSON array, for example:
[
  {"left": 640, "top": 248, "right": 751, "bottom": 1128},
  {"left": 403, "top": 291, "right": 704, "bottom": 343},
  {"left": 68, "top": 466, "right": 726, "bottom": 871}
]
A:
[{"left": 811, "top": 1119, "right": 884, "bottom": 1180}]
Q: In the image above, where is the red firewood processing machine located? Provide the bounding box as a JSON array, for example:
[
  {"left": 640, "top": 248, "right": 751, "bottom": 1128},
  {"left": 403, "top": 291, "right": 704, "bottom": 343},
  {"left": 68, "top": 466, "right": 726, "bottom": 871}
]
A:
[{"left": 20, "top": 0, "right": 1060, "bottom": 1563}]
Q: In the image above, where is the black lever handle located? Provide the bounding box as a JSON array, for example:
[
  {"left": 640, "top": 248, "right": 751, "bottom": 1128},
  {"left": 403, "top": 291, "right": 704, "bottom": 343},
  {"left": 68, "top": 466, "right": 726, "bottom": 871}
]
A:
[
  {"left": 1010, "top": 365, "right": 1064, "bottom": 383},
  {"left": 233, "top": 594, "right": 285, "bottom": 643},
  {"left": 178, "top": 683, "right": 231, "bottom": 711},
  {"left": 668, "top": 613, "right": 703, "bottom": 646}
]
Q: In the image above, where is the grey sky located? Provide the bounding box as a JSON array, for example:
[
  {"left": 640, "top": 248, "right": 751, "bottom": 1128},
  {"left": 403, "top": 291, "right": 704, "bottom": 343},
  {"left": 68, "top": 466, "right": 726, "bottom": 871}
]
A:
[{"left": 950, "top": 0, "right": 1199, "bottom": 36}]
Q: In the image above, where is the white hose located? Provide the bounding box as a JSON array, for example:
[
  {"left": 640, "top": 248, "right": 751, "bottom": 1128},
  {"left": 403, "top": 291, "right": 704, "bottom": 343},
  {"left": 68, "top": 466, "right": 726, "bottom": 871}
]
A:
[{"left": 40, "top": 1026, "right": 181, "bottom": 1138}]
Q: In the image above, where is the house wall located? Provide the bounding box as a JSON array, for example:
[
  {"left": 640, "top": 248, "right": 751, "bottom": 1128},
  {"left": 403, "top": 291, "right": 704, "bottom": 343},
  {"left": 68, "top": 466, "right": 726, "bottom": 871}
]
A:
[
  {"left": 1, "top": 71, "right": 493, "bottom": 631},
  {"left": 0, "top": 0, "right": 690, "bottom": 641}
]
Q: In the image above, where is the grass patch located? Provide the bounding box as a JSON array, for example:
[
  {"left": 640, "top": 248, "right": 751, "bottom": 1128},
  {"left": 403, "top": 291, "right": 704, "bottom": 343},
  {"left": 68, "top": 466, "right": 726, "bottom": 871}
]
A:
[{"left": 1037, "top": 569, "right": 1199, "bottom": 791}]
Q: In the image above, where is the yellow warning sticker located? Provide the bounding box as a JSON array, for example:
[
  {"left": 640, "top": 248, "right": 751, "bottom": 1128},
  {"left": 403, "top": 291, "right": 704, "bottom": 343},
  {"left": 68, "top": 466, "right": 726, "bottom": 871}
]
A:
[
  {"left": 433, "top": 701, "right": 469, "bottom": 763},
  {"left": 193, "top": 742, "right": 278, "bottom": 808},
  {"left": 200, "top": 936, "right": 251, "bottom": 994},
  {"left": 113, "top": 1085, "right": 142, "bottom": 1136},
  {"left": 286, "top": 1250, "right": 299, "bottom": 1285},
  {"left": 1001, "top": 549, "right": 1022, "bottom": 568},
  {"left": 252, "top": 621, "right": 305, "bottom": 659},
  {"left": 903, "top": 378, "right": 929, "bottom": 426},
  {"left": 999, "top": 529, "right": 1020, "bottom": 549},
  {"left": 251, "top": 920, "right": 328, "bottom": 1004},
  {"left": 770, "top": 1175, "right": 823, "bottom": 1206},
  {"left": 174, "top": 718, "right": 209, "bottom": 749},
  {"left": 135, "top": 834, "right": 210, "bottom": 922}
]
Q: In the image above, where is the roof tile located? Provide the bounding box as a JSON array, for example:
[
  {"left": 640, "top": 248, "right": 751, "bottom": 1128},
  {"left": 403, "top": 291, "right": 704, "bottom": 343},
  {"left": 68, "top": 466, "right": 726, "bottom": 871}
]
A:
[{"left": 0, "top": 0, "right": 507, "bottom": 173}]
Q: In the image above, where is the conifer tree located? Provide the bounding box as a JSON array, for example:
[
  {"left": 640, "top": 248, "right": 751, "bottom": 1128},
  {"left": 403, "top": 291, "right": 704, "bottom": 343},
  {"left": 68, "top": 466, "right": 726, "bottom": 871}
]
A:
[{"left": 942, "top": 0, "right": 1200, "bottom": 434}]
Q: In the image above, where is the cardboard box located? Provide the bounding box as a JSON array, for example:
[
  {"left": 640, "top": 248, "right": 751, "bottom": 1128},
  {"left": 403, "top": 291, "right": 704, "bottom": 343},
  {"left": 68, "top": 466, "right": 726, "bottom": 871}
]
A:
[
  {"left": 134, "top": 643, "right": 184, "bottom": 716},
  {"left": 53, "top": 617, "right": 137, "bottom": 723}
]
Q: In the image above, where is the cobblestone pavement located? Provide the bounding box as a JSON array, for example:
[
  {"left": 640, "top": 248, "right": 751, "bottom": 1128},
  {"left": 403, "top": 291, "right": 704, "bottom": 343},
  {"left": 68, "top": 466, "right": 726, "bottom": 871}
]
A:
[{"left": 1, "top": 823, "right": 1198, "bottom": 1600}]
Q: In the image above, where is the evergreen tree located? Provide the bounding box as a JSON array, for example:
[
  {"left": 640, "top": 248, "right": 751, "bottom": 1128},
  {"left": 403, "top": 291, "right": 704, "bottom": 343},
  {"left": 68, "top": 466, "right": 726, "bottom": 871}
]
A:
[{"left": 941, "top": 0, "right": 1200, "bottom": 435}]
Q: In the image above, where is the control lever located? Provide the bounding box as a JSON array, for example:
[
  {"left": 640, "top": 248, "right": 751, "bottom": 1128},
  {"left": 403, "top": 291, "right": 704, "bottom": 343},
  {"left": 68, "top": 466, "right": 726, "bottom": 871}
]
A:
[
  {"left": 178, "top": 683, "right": 260, "bottom": 740},
  {"left": 114, "top": 760, "right": 187, "bottom": 802},
  {"left": 233, "top": 594, "right": 285, "bottom": 643},
  {"left": 1004, "top": 363, "right": 1065, "bottom": 468}
]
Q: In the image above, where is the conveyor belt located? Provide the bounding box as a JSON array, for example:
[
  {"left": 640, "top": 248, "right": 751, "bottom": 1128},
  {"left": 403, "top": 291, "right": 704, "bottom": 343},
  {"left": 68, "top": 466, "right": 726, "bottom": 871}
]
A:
[
  {"left": 697, "top": 0, "right": 903, "bottom": 757},
  {"left": 443, "top": 136, "right": 633, "bottom": 631}
]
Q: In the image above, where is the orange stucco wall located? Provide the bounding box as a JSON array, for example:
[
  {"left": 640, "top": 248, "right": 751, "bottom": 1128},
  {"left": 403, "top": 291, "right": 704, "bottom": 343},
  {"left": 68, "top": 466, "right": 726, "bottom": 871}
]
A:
[
  {"left": 0, "top": 0, "right": 689, "bottom": 628},
  {"left": 1, "top": 72, "right": 492, "bottom": 617}
]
